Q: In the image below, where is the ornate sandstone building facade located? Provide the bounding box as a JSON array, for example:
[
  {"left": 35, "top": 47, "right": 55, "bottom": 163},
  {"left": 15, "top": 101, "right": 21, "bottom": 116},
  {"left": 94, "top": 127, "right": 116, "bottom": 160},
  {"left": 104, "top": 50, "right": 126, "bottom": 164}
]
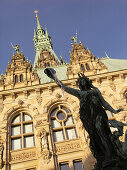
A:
[{"left": 0, "top": 13, "right": 127, "bottom": 170}]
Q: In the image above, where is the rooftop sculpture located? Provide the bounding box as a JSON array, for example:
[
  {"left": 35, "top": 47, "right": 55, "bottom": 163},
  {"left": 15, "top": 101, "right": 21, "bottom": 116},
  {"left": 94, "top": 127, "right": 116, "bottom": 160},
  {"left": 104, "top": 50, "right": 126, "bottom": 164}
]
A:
[{"left": 44, "top": 68, "right": 127, "bottom": 170}]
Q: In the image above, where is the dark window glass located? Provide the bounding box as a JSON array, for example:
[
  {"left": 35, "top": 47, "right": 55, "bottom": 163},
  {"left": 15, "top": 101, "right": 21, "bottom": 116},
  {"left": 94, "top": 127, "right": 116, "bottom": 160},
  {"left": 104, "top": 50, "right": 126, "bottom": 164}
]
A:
[
  {"left": 81, "top": 64, "right": 85, "bottom": 72},
  {"left": 57, "top": 111, "right": 66, "bottom": 120},
  {"left": 60, "top": 163, "right": 69, "bottom": 170},
  {"left": 86, "top": 63, "right": 90, "bottom": 70},
  {"left": 20, "top": 74, "right": 23, "bottom": 82},
  {"left": 15, "top": 75, "right": 18, "bottom": 83},
  {"left": 74, "top": 161, "right": 83, "bottom": 170}
]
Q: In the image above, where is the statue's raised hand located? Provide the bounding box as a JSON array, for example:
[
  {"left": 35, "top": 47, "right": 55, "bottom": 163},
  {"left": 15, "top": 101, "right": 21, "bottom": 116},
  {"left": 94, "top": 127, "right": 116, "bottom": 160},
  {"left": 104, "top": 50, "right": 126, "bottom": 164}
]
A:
[{"left": 44, "top": 68, "right": 62, "bottom": 88}]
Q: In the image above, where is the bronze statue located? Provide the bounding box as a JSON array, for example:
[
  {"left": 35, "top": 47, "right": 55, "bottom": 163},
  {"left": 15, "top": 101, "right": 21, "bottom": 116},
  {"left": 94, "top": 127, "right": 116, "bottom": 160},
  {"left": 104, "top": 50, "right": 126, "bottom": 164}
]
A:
[{"left": 44, "top": 68, "right": 127, "bottom": 170}]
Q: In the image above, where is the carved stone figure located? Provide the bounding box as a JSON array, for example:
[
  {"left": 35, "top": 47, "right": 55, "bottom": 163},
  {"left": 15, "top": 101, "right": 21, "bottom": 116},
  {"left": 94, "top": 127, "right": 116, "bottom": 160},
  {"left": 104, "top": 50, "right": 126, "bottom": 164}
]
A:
[
  {"left": 38, "top": 128, "right": 48, "bottom": 151},
  {"left": 10, "top": 42, "right": 20, "bottom": 53},
  {"left": 44, "top": 68, "right": 127, "bottom": 170}
]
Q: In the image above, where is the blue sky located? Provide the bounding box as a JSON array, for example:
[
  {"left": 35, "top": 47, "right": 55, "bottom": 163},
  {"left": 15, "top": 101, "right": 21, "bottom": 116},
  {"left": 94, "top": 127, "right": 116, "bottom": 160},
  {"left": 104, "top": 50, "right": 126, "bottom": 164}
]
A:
[{"left": 0, "top": 0, "right": 127, "bottom": 74}]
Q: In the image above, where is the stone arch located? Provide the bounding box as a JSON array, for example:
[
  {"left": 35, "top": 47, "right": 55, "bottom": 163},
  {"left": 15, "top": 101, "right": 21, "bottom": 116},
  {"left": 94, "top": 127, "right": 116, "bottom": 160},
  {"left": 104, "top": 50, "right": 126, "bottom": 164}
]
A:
[
  {"left": 3, "top": 103, "right": 40, "bottom": 121},
  {"left": 43, "top": 97, "right": 79, "bottom": 117}
]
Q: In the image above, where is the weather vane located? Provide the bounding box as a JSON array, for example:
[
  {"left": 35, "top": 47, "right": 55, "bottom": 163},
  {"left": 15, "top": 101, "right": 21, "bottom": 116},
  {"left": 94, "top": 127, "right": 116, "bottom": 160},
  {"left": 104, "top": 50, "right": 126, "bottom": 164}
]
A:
[
  {"left": 10, "top": 42, "right": 20, "bottom": 53},
  {"left": 34, "top": 10, "right": 38, "bottom": 18}
]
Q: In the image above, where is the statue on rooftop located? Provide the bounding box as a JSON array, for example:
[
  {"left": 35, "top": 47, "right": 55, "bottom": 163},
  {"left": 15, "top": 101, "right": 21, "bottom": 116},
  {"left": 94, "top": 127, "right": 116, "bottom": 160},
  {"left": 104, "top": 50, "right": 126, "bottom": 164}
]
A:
[
  {"left": 10, "top": 42, "right": 20, "bottom": 53},
  {"left": 44, "top": 68, "right": 127, "bottom": 170}
]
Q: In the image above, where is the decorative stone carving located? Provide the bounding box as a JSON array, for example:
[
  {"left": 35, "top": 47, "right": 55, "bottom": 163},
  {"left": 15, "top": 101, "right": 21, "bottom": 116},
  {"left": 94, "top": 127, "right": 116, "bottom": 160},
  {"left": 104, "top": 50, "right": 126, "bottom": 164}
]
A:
[
  {"left": 55, "top": 93, "right": 62, "bottom": 99},
  {"left": 18, "top": 100, "right": 24, "bottom": 106},
  {"left": 33, "top": 107, "right": 39, "bottom": 115},
  {"left": 56, "top": 141, "right": 81, "bottom": 154},
  {"left": 11, "top": 150, "right": 36, "bottom": 163},
  {"left": 36, "top": 96, "right": 42, "bottom": 105},
  {"left": 42, "top": 150, "right": 50, "bottom": 161},
  {"left": 37, "top": 128, "right": 49, "bottom": 151},
  {"left": 11, "top": 93, "right": 15, "bottom": 100},
  {"left": 110, "top": 83, "right": 116, "bottom": 91}
]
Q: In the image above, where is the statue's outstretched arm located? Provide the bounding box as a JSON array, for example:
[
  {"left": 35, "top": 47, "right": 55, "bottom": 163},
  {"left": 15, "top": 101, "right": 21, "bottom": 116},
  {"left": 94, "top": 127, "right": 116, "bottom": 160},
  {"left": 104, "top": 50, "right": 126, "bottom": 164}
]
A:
[
  {"left": 95, "top": 88, "right": 123, "bottom": 114},
  {"left": 44, "top": 68, "right": 80, "bottom": 98},
  {"left": 55, "top": 77, "right": 81, "bottom": 98}
]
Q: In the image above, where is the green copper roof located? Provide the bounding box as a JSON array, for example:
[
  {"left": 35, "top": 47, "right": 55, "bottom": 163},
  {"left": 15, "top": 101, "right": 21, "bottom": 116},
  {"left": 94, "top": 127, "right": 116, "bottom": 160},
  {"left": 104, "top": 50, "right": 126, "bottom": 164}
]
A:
[
  {"left": 37, "top": 65, "right": 68, "bottom": 84},
  {"left": 100, "top": 58, "right": 127, "bottom": 72}
]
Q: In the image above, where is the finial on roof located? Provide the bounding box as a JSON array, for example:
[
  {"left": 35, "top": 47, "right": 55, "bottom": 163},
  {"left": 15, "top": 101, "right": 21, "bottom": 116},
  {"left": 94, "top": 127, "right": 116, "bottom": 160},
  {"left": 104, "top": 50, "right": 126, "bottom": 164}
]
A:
[
  {"left": 10, "top": 42, "right": 20, "bottom": 53},
  {"left": 105, "top": 52, "right": 110, "bottom": 59},
  {"left": 34, "top": 10, "right": 38, "bottom": 18},
  {"left": 71, "top": 32, "right": 78, "bottom": 44},
  {"left": 34, "top": 10, "right": 42, "bottom": 30}
]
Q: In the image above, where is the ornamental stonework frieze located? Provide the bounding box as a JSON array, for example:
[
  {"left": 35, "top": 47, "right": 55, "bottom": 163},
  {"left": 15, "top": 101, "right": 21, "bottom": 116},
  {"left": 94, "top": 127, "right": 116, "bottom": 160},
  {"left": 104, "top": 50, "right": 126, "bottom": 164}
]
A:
[
  {"left": 36, "top": 96, "right": 42, "bottom": 105},
  {"left": 56, "top": 140, "right": 81, "bottom": 154},
  {"left": 11, "top": 149, "right": 36, "bottom": 163}
]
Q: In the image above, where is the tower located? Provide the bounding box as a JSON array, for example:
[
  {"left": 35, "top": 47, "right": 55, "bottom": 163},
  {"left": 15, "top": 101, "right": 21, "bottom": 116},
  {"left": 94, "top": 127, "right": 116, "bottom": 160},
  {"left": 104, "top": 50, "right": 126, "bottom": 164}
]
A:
[{"left": 33, "top": 11, "right": 59, "bottom": 68}]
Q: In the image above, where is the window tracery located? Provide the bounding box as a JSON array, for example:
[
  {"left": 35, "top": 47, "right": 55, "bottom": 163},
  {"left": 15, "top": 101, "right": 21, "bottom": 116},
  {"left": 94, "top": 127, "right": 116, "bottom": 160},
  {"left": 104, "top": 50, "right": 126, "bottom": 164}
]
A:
[
  {"left": 50, "top": 105, "right": 77, "bottom": 142},
  {"left": 10, "top": 112, "right": 35, "bottom": 150}
]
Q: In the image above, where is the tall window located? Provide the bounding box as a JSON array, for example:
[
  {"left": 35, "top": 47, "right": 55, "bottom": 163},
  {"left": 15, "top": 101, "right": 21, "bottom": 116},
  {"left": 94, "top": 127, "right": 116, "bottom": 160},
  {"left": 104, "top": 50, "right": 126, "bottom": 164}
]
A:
[
  {"left": 50, "top": 105, "right": 77, "bottom": 142},
  {"left": 15, "top": 75, "right": 18, "bottom": 83},
  {"left": 11, "top": 112, "right": 35, "bottom": 150},
  {"left": 86, "top": 63, "right": 90, "bottom": 70},
  {"left": 73, "top": 160, "right": 84, "bottom": 170},
  {"left": 59, "top": 160, "right": 84, "bottom": 170},
  {"left": 60, "top": 163, "right": 69, "bottom": 170},
  {"left": 20, "top": 74, "right": 23, "bottom": 82},
  {"left": 81, "top": 64, "right": 85, "bottom": 72}
]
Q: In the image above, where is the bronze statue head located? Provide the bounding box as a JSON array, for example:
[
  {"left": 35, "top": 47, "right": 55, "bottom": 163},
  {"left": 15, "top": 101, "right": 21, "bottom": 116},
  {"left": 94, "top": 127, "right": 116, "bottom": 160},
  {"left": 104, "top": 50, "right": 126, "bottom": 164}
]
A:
[{"left": 77, "top": 73, "right": 93, "bottom": 90}]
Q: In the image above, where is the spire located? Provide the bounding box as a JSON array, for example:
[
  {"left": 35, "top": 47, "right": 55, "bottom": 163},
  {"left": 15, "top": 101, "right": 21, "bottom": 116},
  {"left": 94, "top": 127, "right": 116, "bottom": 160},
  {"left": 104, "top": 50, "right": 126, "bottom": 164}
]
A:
[
  {"left": 34, "top": 10, "right": 42, "bottom": 30},
  {"left": 45, "top": 27, "right": 49, "bottom": 37}
]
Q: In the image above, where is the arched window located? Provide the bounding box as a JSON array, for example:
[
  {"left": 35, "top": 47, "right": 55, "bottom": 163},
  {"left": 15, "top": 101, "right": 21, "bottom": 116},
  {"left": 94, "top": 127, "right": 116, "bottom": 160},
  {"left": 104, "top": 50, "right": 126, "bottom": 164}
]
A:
[
  {"left": 20, "top": 74, "right": 23, "bottom": 82},
  {"left": 81, "top": 64, "right": 85, "bottom": 72},
  {"left": 50, "top": 105, "right": 77, "bottom": 142},
  {"left": 15, "top": 75, "right": 18, "bottom": 83},
  {"left": 86, "top": 63, "right": 90, "bottom": 70},
  {"left": 11, "top": 112, "right": 35, "bottom": 150}
]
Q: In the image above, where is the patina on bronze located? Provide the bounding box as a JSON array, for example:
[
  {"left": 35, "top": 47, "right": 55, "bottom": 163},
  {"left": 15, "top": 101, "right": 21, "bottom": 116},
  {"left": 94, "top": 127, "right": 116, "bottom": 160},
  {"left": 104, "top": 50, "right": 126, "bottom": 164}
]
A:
[{"left": 44, "top": 68, "right": 127, "bottom": 170}]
